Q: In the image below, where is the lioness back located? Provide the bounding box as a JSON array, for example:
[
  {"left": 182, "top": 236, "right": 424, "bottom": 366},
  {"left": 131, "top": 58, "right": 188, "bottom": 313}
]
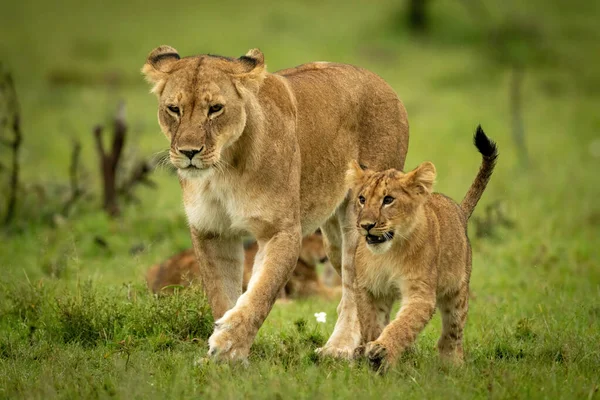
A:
[
  {"left": 278, "top": 62, "right": 408, "bottom": 167},
  {"left": 274, "top": 62, "right": 409, "bottom": 232}
]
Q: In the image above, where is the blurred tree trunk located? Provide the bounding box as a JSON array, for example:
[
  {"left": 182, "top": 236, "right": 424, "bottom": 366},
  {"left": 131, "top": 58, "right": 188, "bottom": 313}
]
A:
[
  {"left": 0, "top": 70, "right": 22, "bottom": 225},
  {"left": 93, "top": 102, "right": 126, "bottom": 217},
  {"left": 92, "top": 101, "right": 155, "bottom": 217},
  {"left": 407, "top": 0, "right": 429, "bottom": 33},
  {"left": 61, "top": 140, "right": 84, "bottom": 216}
]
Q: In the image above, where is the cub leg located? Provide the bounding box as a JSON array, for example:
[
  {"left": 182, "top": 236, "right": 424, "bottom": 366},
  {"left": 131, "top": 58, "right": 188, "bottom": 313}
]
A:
[
  {"left": 354, "top": 287, "right": 394, "bottom": 358},
  {"left": 437, "top": 285, "right": 469, "bottom": 364},
  {"left": 365, "top": 279, "right": 436, "bottom": 371},
  {"left": 190, "top": 229, "right": 244, "bottom": 319}
]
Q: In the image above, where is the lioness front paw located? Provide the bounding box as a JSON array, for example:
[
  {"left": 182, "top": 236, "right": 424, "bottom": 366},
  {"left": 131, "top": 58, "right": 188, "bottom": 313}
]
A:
[
  {"left": 315, "top": 344, "right": 357, "bottom": 360},
  {"left": 365, "top": 341, "right": 390, "bottom": 373},
  {"left": 316, "top": 321, "right": 362, "bottom": 360},
  {"left": 207, "top": 310, "right": 255, "bottom": 363}
]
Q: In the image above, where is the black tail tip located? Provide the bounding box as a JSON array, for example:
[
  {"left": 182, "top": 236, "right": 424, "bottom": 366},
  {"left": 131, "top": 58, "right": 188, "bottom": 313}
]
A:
[{"left": 474, "top": 125, "right": 498, "bottom": 159}]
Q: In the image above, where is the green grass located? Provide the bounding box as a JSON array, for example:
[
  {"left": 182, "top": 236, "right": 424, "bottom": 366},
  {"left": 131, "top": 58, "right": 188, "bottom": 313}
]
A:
[{"left": 1, "top": 0, "right": 599, "bottom": 398}]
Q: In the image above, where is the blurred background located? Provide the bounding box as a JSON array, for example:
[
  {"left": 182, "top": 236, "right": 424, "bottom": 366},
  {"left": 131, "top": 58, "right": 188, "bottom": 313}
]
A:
[
  {"left": 0, "top": 0, "right": 598, "bottom": 285},
  {"left": 1, "top": 1, "right": 599, "bottom": 397}
]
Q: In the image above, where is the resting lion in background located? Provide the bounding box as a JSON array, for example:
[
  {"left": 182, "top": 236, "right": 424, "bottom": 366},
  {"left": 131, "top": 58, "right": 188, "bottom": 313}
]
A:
[
  {"left": 146, "top": 232, "right": 340, "bottom": 299},
  {"left": 142, "top": 46, "right": 409, "bottom": 361}
]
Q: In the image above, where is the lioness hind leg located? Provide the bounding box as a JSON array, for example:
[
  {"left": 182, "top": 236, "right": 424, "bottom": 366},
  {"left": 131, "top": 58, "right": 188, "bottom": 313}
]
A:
[
  {"left": 437, "top": 285, "right": 469, "bottom": 364},
  {"left": 317, "top": 203, "right": 363, "bottom": 359},
  {"left": 320, "top": 217, "right": 342, "bottom": 277}
]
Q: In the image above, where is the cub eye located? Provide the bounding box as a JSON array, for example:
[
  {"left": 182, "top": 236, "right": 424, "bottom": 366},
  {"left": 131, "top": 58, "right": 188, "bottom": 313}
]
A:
[
  {"left": 358, "top": 195, "right": 366, "bottom": 205},
  {"left": 209, "top": 104, "right": 223, "bottom": 115},
  {"left": 167, "top": 105, "right": 180, "bottom": 115},
  {"left": 383, "top": 196, "right": 394, "bottom": 205}
]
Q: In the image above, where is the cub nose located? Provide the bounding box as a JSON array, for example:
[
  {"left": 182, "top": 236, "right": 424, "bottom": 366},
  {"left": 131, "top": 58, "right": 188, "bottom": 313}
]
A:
[
  {"left": 179, "top": 147, "right": 203, "bottom": 160},
  {"left": 361, "top": 222, "right": 376, "bottom": 232}
]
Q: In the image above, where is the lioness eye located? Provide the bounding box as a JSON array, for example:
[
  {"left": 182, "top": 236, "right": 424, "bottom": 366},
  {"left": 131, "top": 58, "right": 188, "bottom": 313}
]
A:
[
  {"left": 167, "top": 105, "right": 180, "bottom": 115},
  {"left": 383, "top": 196, "right": 394, "bottom": 205},
  {"left": 209, "top": 104, "right": 223, "bottom": 114},
  {"left": 358, "top": 195, "right": 366, "bottom": 205}
]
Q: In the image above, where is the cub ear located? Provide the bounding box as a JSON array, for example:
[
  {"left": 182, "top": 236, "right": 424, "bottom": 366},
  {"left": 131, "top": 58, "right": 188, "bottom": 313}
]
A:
[
  {"left": 233, "top": 48, "right": 267, "bottom": 95},
  {"left": 345, "top": 160, "right": 367, "bottom": 190},
  {"left": 141, "top": 45, "right": 180, "bottom": 93},
  {"left": 409, "top": 162, "right": 436, "bottom": 195}
]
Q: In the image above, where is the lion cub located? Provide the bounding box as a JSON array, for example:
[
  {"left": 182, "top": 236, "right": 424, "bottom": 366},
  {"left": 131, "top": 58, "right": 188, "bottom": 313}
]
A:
[{"left": 347, "top": 126, "right": 498, "bottom": 371}]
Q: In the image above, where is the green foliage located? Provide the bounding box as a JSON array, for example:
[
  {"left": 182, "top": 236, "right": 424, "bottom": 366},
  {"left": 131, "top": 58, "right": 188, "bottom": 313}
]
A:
[{"left": 0, "top": 280, "right": 213, "bottom": 349}]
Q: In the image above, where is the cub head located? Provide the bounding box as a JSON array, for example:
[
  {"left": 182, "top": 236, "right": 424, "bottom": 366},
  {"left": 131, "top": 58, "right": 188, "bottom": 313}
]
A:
[
  {"left": 142, "top": 46, "right": 267, "bottom": 178},
  {"left": 346, "top": 160, "right": 436, "bottom": 254}
]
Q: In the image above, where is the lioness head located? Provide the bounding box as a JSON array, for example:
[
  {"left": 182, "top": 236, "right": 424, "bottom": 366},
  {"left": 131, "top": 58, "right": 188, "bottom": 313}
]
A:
[
  {"left": 142, "top": 46, "right": 267, "bottom": 178},
  {"left": 346, "top": 161, "right": 436, "bottom": 254}
]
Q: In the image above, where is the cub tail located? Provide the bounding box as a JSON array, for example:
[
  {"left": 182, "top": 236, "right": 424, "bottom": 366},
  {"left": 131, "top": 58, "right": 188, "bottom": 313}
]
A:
[{"left": 460, "top": 125, "right": 498, "bottom": 219}]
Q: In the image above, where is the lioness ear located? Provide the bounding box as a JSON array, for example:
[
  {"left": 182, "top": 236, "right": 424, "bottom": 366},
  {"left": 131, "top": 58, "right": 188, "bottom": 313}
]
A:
[
  {"left": 410, "top": 162, "right": 436, "bottom": 195},
  {"left": 142, "top": 45, "right": 180, "bottom": 94},
  {"left": 240, "top": 48, "right": 265, "bottom": 69},
  {"left": 233, "top": 48, "right": 267, "bottom": 95},
  {"left": 345, "top": 160, "right": 366, "bottom": 190}
]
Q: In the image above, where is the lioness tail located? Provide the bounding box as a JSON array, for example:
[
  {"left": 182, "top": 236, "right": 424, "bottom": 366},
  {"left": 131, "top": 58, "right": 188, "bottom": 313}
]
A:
[{"left": 460, "top": 125, "right": 498, "bottom": 219}]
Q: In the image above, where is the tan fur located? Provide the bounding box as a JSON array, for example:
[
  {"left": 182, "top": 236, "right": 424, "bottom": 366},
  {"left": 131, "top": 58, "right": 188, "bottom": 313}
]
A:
[
  {"left": 146, "top": 249, "right": 200, "bottom": 294},
  {"left": 282, "top": 232, "right": 341, "bottom": 299},
  {"left": 347, "top": 127, "right": 498, "bottom": 371},
  {"left": 142, "top": 46, "right": 409, "bottom": 361},
  {"left": 145, "top": 234, "right": 340, "bottom": 299}
]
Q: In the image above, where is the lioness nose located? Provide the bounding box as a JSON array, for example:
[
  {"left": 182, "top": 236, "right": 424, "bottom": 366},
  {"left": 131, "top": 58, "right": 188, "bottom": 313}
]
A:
[
  {"left": 361, "top": 222, "right": 376, "bottom": 231},
  {"left": 180, "top": 147, "right": 202, "bottom": 160}
]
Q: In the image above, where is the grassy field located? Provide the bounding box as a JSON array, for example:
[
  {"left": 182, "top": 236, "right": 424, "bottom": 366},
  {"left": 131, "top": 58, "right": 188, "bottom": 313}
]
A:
[{"left": 1, "top": 0, "right": 599, "bottom": 398}]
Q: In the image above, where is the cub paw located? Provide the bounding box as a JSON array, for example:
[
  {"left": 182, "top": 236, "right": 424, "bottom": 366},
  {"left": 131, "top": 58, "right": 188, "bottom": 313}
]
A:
[{"left": 365, "top": 341, "right": 389, "bottom": 373}]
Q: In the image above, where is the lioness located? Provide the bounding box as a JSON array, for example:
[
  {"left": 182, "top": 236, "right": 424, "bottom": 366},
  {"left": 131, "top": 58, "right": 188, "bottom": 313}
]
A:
[
  {"left": 347, "top": 126, "right": 497, "bottom": 371},
  {"left": 142, "top": 46, "right": 409, "bottom": 361}
]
